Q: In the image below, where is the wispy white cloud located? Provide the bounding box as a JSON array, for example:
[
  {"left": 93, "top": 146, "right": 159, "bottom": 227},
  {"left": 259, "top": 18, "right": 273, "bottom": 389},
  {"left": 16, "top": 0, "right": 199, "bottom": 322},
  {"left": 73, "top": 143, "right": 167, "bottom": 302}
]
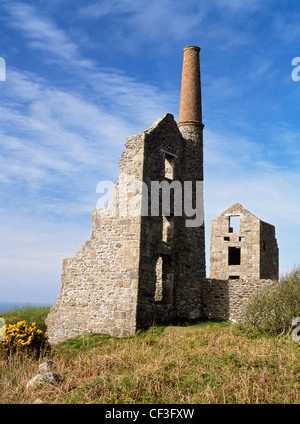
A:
[
  {"left": 3, "top": 2, "right": 94, "bottom": 69},
  {"left": 77, "top": 0, "right": 138, "bottom": 19},
  {"left": 76, "top": 0, "right": 270, "bottom": 54},
  {"left": 272, "top": 13, "right": 300, "bottom": 44},
  {"left": 0, "top": 71, "right": 131, "bottom": 185},
  {"left": 0, "top": 65, "right": 176, "bottom": 228},
  {"left": 3, "top": 0, "right": 177, "bottom": 123},
  {"left": 86, "top": 70, "right": 176, "bottom": 125},
  {"left": 78, "top": 0, "right": 207, "bottom": 51},
  {"left": 204, "top": 126, "right": 300, "bottom": 224},
  {"left": 216, "top": 0, "right": 263, "bottom": 12}
]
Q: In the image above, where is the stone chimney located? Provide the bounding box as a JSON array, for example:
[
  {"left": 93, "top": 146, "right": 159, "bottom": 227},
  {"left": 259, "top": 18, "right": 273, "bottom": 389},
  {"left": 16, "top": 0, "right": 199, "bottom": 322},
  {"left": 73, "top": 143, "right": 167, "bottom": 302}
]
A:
[
  {"left": 176, "top": 45, "right": 206, "bottom": 317},
  {"left": 178, "top": 45, "right": 203, "bottom": 127}
]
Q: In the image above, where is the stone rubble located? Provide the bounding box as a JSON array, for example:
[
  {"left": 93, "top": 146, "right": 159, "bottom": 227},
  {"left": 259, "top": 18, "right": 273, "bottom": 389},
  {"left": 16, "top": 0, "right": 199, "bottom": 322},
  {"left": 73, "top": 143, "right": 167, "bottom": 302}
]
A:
[{"left": 26, "top": 361, "right": 59, "bottom": 390}]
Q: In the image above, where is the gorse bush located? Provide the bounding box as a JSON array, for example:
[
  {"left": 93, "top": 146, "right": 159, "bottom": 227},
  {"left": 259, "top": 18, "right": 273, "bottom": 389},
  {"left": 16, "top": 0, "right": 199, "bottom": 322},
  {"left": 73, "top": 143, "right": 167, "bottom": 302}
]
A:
[
  {"left": 0, "top": 304, "right": 50, "bottom": 333},
  {"left": 242, "top": 267, "right": 300, "bottom": 335},
  {"left": 0, "top": 320, "right": 49, "bottom": 358}
]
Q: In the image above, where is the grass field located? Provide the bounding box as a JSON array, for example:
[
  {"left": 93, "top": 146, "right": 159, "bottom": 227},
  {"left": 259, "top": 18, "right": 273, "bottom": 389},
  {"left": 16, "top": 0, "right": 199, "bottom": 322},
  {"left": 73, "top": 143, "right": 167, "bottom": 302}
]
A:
[{"left": 0, "top": 307, "right": 299, "bottom": 404}]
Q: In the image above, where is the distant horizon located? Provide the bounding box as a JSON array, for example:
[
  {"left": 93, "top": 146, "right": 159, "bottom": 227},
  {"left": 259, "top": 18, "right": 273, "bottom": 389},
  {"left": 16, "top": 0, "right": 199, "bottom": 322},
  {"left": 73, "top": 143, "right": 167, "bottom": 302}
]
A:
[
  {"left": 1, "top": 261, "right": 299, "bottom": 306},
  {"left": 0, "top": 301, "right": 52, "bottom": 313}
]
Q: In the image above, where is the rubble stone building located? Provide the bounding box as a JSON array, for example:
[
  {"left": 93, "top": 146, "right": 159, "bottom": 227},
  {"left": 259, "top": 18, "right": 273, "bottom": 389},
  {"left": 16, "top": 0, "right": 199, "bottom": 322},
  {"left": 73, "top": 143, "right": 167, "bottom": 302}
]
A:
[
  {"left": 203, "top": 203, "right": 279, "bottom": 321},
  {"left": 46, "top": 46, "right": 279, "bottom": 343},
  {"left": 210, "top": 203, "right": 279, "bottom": 281}
]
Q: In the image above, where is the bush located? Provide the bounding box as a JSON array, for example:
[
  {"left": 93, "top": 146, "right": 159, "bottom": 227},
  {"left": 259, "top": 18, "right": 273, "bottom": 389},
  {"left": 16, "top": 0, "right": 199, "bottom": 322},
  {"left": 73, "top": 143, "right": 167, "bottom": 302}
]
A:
[
  {"left": 0, "top": 320, "right": 49, "bottom": 358},
  {"left": 0, "top": 304, "right": 50, "bottom": 333},
  {"left": 242, "top": 267, "right": 300, "bottom": 335}
]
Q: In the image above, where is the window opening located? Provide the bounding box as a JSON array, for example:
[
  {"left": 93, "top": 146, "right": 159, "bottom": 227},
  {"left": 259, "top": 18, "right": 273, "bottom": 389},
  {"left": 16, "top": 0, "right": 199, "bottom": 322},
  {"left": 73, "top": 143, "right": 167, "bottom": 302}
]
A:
[
  {"left": 229, "top": 215, "right": 240, "bottom": 233},
  {"left": 228, "top": 247, "right": 241, "bottom": 265},
  {"left": 162, "top": 216, "right": 174, "bottom": 243},
  {"left": 164, "top": 154, "right": 175, "bottom": 179},
  {"left": 229, "top": 276, "right": 240, "bottom": 280},
  {"left": 154, "top": 257, "right": 163, "bottom": 302},
  {"left": 224, "top": 237, "right": 230, "bottom": 241},
  {"left": 239, "top": 237, "right": 245, "bottom": 242},
  {"left": 154, "top": 255, "right": 174, "bottom": 304}
]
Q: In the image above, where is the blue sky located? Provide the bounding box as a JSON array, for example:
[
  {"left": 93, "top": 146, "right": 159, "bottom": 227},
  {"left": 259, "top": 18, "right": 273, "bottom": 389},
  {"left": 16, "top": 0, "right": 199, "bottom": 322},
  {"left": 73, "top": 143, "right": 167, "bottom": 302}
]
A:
[{"left": 0, "top": 0, "right": 300, "bottom": 304}]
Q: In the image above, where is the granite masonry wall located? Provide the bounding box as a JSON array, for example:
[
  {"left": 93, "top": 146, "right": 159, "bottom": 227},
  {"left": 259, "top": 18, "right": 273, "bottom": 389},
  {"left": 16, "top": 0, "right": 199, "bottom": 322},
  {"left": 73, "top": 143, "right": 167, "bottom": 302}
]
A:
[
  {"left": 202, "top": 278, "right": 274, "bottom": 321},
  {"left": 45, "top": 128, "right": 145, "bottom": 342},
  {"left": 205, "top": 202, "right": 279, "bottom": 322},
  {"left": 134, "top": 113, "right": 205, "bottom": 329},
  {"left": 210, "top": 203, "right": 279, "bottom": 281}
]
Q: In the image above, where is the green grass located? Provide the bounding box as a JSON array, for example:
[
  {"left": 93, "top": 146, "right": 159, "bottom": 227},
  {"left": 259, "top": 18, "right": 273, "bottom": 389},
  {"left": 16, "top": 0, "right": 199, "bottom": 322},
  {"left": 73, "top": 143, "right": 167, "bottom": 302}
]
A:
[
  {"left": 58, "top": 320, "right": 230, "bottom": 351},
  {"left": 58, "top": 332, "right": 112, "bottom": 350},
  {"left": 0, "top": 304, "right": 50, "bottom": 332}
]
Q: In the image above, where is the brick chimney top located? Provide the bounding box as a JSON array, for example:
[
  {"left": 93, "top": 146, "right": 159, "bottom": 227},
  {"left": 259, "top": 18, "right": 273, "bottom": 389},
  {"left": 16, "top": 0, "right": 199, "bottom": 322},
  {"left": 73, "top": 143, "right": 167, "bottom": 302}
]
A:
[
  {"left": 178, "top": 45, "right": 203, "bottom": 127},
  {"left": 183, "top": 45, "right": 200, "bottom": 52}
]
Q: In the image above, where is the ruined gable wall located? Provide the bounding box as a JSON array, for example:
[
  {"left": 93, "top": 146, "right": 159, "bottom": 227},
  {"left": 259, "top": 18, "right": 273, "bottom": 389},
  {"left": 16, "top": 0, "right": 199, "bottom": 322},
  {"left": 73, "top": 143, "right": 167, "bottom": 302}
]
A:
[
  {"left": 210, "top": 206, "right": 261, "bottom": 280},
  {"left": 46, "top": 131, "right": 145, "bottom": 343},
  {"left": 136, "top": 114, "right": 185, "bottom": 328},
  {"left": 135, "top": 114, "right": 206, "bottom": 328}
]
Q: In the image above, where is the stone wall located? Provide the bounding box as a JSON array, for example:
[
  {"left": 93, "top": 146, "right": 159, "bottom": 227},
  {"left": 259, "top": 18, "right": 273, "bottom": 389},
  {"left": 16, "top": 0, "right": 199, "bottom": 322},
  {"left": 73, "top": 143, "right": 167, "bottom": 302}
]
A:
[
  {"left": 210, "top": 203, "right": 279, "bottom": 281},
  {"left": 135, "top": 114, "right": 184, "bottom": 328},
  {"left": 45, "top": 215, "right": 140, "bottom": 343},
  {"left": 260, "top": 221, "right": 279, "bottom": 280},
  {"left": 202, "top": 278, "right": 274, "bottom": 321},
  {"left": 176, "top": 124, "right": 205, "bottom": 320},
  {"left": 136, "top": 114, "right": 205, "bottom": 328},
  {"left": 46, "top": 126, "right": 146, "bottom": 343}
]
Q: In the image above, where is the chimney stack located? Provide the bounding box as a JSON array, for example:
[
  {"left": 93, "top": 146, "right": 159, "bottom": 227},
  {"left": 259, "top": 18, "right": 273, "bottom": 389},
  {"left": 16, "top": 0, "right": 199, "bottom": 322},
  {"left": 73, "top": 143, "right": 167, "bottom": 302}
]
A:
[{"left": 178, "top": 46, "right": 203, "bottom": 127}]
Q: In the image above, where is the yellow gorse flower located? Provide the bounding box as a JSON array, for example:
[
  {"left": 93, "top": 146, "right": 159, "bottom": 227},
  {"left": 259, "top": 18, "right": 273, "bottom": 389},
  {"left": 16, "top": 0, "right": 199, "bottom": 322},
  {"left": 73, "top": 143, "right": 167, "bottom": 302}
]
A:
[{"left": 0, "top": 320, "right": 48, "bottom": 353}]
